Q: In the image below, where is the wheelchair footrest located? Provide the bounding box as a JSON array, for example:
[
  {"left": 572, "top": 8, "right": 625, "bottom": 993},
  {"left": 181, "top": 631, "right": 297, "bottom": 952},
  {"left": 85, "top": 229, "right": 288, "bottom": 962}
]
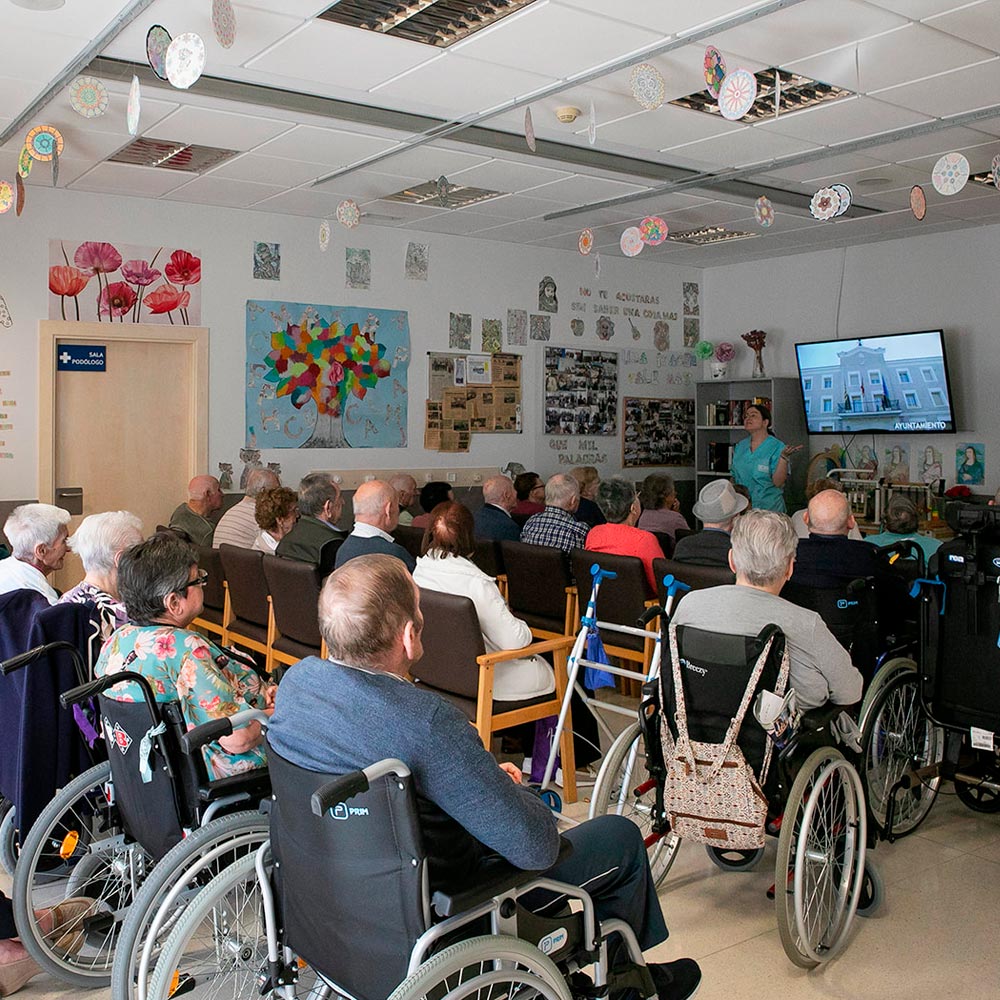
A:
[{"left": 607, "top": 962, "right": 656, "bottom": 1000}]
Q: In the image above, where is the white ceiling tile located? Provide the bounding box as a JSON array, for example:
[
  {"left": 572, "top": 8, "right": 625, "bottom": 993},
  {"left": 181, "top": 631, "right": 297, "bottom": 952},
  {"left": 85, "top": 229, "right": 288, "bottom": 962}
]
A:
[
  {"left": 4, "top": 125, "right": 129, "bottom": 161},
  {"left": 254, "top": 125, "right": 397, "bottom": 166},
  {"left": 567, "top": 192, "right": 716, "bottom": 229},
  {"left": 245, "top": 20, "right": 437, "bottom": 93},
  {"left": 376, "top": 54, "right": 557, "bottom": 116},
  {"left": 447, "top": 158, "right": 573, "bottom": 193},
  {"left": 710, "top": 0, "right": 909, "bottom": 67},
  {"left": 146, "top": 107, "right": 293, "bottom": 151},
  {"left": 464, "top": 193, "right": 579, "bottom": 219},
  {"left": 3, "top": 0, "right": 138, "bottom": 35},
  {"left": 559, "top": 0, "right": 784, "bottom": 36},
  {"left": 759, "top": 96, "right": 930, "bottom": 144},
  {"left": 472, "top": 218, "right": 580, "bottom": 242},
  {"left": 454, "top": 2, "right": 661, "bottom": 80},
  {"left": 336, "top": 170, "right": 426, "bottom": 202},
  {"left": 526, "top": 174, "right": 651, "bottom": 204},
  {"left": 163, "top": 176, "right": 286, "bottom": 208},
  {"left": 593, "top": 106, "right": 741, "bottom": 150},
  {"left": 32, "top": 91, "right": 181, "bottom": 140},
  {"left": 361, "top": 200, "right": 448, "bottom": 223},
  {"left": 0, "top": 29, "right": 83, "bottom": 82},
  {"left": 898, "top": 138, "right": 1000, "bottom": 172},
  {"left": 249, "top": 187, "right": 356, "bottom": 218},
  {"left": 367, "top": 146, "right": 492, "bottom": 180},
  {"left": 671, "top": 126, "right": 824, "bottom": 170},
  {"left": 926, "top": 0, "right": 1000, "bottom": 49},
  {"left": 869, "top": 125, "right": 996, "bottom": 162},
  {"left": 754, "top": 152, "right": 886, "bottom": 183},
  {"left": 874, "top": 59, "right": 1000, "bottom": 117},
  {"left": 206, "top": 153, "right": 331, "bottom": 186},
  {"left": 69, "top": 162, "right": 190, "bottom": 197},
  {"left": 22, "top": 156, "right": 93, "bottom": 188},
  {"left": 409, "top": 210, "right": 506, "bottom": 235}
]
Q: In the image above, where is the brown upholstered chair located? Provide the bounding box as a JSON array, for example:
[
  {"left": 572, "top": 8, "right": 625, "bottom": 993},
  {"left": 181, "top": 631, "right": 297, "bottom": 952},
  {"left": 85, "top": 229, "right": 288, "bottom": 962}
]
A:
[
  {"left": 499, "top": 540, "right": 575, "bottom": 640},
  {"left": 413, "top": 587, "right": 577, "bottom": 802},
  {"left": 570, "top": 549, "right": 659, "bottom": 687},
  {"left": 471, "top": 538, "right": 506, "bottom": 599},
  {"left": 218, "top": 544, "right": 271, "bottom": 668},
  {"left": 653, "top": 557, "right": 735, "bottom": 610},
  {"left": 650, "top": 531, "right": 675, "bottom": 559},
  {"left": 262, "top": 555, "right": 327, "bottom": 669},
  {"left": 191, "top": 546, "right": 226, "bottom": 639},
  {"left": 391, "top": 524, "right": 425, "bottom": 561}
]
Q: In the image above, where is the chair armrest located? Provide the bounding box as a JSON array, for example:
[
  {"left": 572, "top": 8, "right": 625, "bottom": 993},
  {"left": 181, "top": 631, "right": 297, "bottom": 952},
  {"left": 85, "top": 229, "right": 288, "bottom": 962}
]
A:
[{"left": 477, "top": 634, "right": 574, "bottom": 667}]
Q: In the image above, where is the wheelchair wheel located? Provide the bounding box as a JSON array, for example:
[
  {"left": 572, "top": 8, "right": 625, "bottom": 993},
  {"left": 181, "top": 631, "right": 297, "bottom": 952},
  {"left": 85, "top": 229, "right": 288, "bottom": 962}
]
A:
[
  {"left": 861, "top": 671, "right": 941, "bottom": 838},
  {"left": 705, "top": 845, "right": 764, "bottom": 872},
  {"left": 857, "top": 656, "right": 915, "bottom": 734},
  {"left": 11, "top": 761, "right": 153, "bottom": 987},
  {"left": 954, "top": 771, "right": 1000, "bottom": 813},
  {"left": 856, "top": 859, "right": 884, "bottom": 918},
  {"left": 589, "top": 723, "right": 680, "bottom": 888},
  {"left": 0, "top": 797, "right": 17, "bottom": 876},
  {"left": 775, "top": 747, "right": 867, "bottom": 969},
  {"left": 387, "top": 934, "right": 572, "bottom": 1000},
  {"left": 112, "top": 810, "right": 269, "bottom": 1000}
]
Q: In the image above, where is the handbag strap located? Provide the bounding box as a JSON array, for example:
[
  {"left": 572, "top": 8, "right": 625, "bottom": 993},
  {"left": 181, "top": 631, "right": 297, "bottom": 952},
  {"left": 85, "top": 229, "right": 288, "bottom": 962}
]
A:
[{"left": 668, "top": 623, "right": 781, "bottom": 783}]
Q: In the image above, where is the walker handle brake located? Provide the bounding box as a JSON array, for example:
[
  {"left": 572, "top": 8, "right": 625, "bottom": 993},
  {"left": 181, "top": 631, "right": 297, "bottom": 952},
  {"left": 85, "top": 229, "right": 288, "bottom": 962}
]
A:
[
  {"left": 589, "top": 565, "right": 617, "bottom": 585},
  {"left": 660, "top": 574, "right": 692, "bottom": 600}
]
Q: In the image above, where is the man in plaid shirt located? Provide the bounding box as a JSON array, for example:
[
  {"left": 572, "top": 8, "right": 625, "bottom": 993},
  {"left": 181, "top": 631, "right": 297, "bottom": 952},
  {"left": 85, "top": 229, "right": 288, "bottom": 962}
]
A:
[{"left": 520, "top": 474, "right": 589, "bottom": 553}]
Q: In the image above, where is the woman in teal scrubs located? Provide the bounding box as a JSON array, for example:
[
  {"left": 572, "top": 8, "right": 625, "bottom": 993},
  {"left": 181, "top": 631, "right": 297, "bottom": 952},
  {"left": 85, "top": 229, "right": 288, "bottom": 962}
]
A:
[{"left": 730, "top": 404, "right": 801, "bottom": 512}]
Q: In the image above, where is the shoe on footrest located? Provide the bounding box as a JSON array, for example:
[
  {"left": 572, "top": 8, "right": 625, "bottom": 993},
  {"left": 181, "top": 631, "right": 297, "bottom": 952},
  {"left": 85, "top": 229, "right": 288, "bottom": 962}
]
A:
[{"left": 649, "top": 958, "right": 702, "bottom": 1000}]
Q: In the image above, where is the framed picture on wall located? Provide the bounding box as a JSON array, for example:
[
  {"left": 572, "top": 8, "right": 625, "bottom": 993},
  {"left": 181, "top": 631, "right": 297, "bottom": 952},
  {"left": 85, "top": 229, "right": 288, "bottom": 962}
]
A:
[{"left": 622, "top": 396, "right": 695, "bottom": 468}]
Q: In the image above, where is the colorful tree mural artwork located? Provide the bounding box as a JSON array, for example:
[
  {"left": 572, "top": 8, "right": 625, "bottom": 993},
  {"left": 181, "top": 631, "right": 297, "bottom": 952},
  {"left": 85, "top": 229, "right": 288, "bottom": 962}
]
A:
[{"left": 262, "top": 309, "right": 393, "bottom": 448}]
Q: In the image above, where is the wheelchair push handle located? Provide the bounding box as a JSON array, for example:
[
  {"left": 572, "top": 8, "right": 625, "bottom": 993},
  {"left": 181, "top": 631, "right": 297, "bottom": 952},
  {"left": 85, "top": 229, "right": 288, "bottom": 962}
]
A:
[
  {"left": 311, "top": 758, "right": 412, "bottom": 817},
  {"left": 60, "top": 669, "right": 160, "bottom": 719},
  {"left": 180, "top": 709, "right": 271, "bottom": 755},
  {"left": 1, "top": 640, "right": 87, "bottom": 677}
]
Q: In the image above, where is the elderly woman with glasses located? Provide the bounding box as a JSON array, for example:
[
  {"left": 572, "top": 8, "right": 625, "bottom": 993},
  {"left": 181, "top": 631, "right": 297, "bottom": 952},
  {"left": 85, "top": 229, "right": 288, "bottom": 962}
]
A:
[
  {"left": 585, "top": 476, "right": 665, "bottom": 595},
  {"left": 95, "top": 532, "right": 274, "bottom": 778},
  {"left": 58, "top": 510, "right": 144, "bottom": 639}
]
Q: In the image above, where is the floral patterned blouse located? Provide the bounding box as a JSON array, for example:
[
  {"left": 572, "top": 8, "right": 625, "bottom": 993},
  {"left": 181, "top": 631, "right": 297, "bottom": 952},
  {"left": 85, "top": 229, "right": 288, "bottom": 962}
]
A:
[{"left": 95, "top": 624, "right": 267, "bottom": 778}]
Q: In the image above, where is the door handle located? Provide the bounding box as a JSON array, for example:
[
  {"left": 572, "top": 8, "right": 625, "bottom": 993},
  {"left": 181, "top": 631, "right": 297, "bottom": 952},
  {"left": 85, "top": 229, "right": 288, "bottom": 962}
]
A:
[{"left": 55, "top": 487, "right": 83, "bottom": 516}]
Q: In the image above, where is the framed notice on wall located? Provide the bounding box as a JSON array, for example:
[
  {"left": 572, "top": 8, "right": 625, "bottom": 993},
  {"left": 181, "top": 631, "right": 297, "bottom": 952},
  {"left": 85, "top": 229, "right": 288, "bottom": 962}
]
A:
[{"left": 622, "top": 396, "right": 695, "bottom": 468}]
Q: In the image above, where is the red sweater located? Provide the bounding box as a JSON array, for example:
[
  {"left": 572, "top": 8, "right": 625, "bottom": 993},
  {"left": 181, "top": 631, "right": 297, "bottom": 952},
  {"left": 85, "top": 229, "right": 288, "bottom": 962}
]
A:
[{"left": 585, "top": 523, "right": 663, "bottom": 595}]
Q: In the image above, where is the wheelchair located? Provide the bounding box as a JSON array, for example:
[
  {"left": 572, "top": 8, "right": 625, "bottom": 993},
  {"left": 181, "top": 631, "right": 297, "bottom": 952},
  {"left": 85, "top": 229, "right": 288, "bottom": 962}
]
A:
[
  {"left": 864, "top": 503, "right": 1000, "bottom": 833},
  {"left": 8, "top": 655, "right": 270, "bottom": 992},
  {"left": 144, "top": 733, "right": 662, "bottom": 1000},
  {"left": 590, "top": 618, "right": 877, "bottom": 969}
]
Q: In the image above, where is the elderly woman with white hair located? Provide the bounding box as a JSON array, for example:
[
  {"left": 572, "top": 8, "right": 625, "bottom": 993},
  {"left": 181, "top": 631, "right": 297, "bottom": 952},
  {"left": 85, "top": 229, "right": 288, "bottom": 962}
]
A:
[
  {"left": 58, "top": 511, "right": 144, "bottom": 639},
  {"left": 0, "top": 503, "right": 70, "bottom": 605},
  {"left": 670, "top": 509, "right": 863, "bottom": 710}
]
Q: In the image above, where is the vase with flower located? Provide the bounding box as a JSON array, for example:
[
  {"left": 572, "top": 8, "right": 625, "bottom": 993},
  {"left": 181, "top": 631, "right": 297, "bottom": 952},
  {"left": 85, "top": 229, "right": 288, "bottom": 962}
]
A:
[
  {"left": 711, "top": 341, "right": 735, "bottom": 379},
  {"left": 741, "top": 329, "right": 768, "bottom": 378}
]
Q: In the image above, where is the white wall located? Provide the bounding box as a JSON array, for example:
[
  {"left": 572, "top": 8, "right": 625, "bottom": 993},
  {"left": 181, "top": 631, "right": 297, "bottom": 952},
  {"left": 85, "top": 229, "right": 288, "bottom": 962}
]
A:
[
  {"left": 704, "top": 225, "right": 1000, "bottom": 490},
  {"left": 0, "top": 186, "right": 703, "bottom": 500}
]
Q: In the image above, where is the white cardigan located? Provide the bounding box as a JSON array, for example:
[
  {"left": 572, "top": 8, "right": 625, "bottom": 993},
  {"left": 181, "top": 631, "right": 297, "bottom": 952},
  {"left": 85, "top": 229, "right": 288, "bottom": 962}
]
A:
[{"left": 413, "top": 552, "right": 555, "bottom": 701}]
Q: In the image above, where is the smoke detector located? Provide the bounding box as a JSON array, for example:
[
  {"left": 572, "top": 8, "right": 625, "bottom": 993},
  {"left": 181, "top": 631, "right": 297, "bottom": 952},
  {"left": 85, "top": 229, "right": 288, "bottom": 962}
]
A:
[{"left": 555, "top": 106, "right": 581, "bottom": 124}]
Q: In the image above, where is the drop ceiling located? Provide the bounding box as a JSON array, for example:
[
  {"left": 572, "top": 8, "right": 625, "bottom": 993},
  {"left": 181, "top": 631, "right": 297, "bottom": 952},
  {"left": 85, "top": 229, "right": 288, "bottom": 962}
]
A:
[{"left": 3, "top": 0, "right": 1000, "bottom": 266}]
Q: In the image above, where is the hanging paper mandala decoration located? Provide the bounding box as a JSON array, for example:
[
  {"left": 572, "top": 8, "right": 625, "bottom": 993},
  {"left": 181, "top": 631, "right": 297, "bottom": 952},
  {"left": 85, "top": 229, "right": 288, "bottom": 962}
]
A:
[
  {"left": 587, "top": 101, "right": 597, "bottom": 146},
  {"left": 718, "top": 68, "right": 757, "bottom": 121},
  {"left": 809, "top": 187, "right": 841, "bottom": 221},
  {"left": 931, "top": 152, "right": 969, "bottom": 196},
  {"left": 319, "top": 219, "right": 331, "bottom": 251},
  {"left": 69, "top": 76, "right": 109, "bottom": 119},
  {"left": 578, "top": 228, "right": 594, "bottom": 255},
  {"left": 212, "top": 0, "right": 237, "bottom": 49},
  {"left": 15, "top": 174, "right": 25, "bottom": 217},
  {"left": 165, "top": 32, "right": 207, "bottom": 90},
  {"left": 992, "top": 154, "right": 1000, "bottom": 191},
  {"left": 620, "top": 226, "right": 644, "bottom": 257},
  {"left": 146, "top": 25, "right": 172, "bottom": 81},
  {"left": 25, "top": 125, "right": 63, "bottom": 162},
  {"left": 0, "top": 181, "right": 12, "bottom": 215},
  {"left": 17, "top": 147, "right": 32, "bottom": 179},
  {"left": 127, "top": 75, "right": 141, "bottom": 136},
  {"left": 754, "top": 195, "right": 774, "bottom": 228},
  {"left": 909, "top": 184, "right": 927, "bottom": 221},
  {"left": 638, "top": 216, "right": 668, "bottom": 245},
  {"left": 630, "top": 63, "right": 665, "bottom": 111},
  {"left": 594, "top": 251, "right": 601, "bottom": 277},
  {"left": 830, "top": 183, "right": 853, "bottom": 217},
  {"left": 704, "top": 46, "right": 727, "bottom": 98},
  {"left": 337, "top": 199, "right": 360, "bottom": 229},
  {"left": 524, "top": 107, "right": 536, "bottom": 152}
]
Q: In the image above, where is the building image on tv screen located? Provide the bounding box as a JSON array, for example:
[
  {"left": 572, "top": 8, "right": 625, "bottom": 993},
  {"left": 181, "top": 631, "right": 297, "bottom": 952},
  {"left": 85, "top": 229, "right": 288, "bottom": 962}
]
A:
[{"left": 796, "top": 331, "right": 954, "bottom": 434}]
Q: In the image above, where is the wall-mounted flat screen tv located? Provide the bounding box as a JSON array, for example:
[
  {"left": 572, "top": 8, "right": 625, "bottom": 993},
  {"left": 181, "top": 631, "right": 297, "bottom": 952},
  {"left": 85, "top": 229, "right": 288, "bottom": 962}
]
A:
[{"left": 794, "top": 330, "right": 955, "bottom": 435}]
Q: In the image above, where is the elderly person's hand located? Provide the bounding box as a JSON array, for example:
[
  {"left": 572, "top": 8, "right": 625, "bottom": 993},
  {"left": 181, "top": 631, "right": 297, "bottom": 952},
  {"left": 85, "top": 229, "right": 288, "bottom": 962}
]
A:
[
  {"left": 499, "top": 761, "right": 523, "bottom": 784},
  {"left": 219, "top": 718, "right": 264, "bottom": 755}
]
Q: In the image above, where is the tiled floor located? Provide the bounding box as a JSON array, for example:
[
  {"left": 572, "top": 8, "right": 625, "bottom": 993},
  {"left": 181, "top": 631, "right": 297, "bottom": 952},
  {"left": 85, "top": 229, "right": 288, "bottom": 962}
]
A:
[{"left": 5, "top": 773, "right": 999, "bottom": 1000}]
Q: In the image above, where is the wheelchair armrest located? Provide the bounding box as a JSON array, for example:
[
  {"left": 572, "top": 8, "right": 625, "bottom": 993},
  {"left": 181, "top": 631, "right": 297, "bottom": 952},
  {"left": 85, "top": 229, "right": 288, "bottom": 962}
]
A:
[
  {"left": 431, "top": 837, "right": 574, "bottom": 918},
  {"left": 180, "top": 709, "right": 271, "bottom": 756},
  {"left": 799, "top": 702, "right": 857, "bottom": 733},
  {"left": 1, "top": 640, "right": 86, "bottom": 677},
  {"left": 61, "top": 670, "right": 160, "bottom": 720},
  {"left": 199, "top": 769, "right": 271, "bottom": 803}
]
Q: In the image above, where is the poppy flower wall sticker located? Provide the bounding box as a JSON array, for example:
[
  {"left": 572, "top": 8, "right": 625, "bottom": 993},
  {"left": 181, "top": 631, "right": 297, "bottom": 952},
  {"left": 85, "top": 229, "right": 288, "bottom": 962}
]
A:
[{"left": 48, "top": 240, "right": 201, "bottom": 324}]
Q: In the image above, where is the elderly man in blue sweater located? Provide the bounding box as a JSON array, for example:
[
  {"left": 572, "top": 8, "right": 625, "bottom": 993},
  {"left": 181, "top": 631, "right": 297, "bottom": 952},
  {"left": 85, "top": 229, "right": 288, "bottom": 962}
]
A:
[{"left": 268, "top": 554, "right": 701, "bottom": 1000}]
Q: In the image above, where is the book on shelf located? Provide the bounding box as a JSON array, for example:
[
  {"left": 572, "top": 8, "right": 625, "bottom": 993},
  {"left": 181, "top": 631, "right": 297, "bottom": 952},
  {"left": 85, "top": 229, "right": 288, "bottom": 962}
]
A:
[{"left": 707, "top": 441, "right": 734, "bottom": 473}]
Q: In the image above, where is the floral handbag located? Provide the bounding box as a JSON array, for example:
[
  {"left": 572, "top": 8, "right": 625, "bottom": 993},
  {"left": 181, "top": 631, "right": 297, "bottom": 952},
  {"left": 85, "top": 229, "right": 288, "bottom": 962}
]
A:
[{"left": 660, "top": 624, "right": 789, "bottom": 850}]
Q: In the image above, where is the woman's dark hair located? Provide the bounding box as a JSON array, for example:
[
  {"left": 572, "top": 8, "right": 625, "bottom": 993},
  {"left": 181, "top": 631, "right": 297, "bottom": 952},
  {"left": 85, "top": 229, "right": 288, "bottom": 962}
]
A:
[
  {"left": 118, "top": 531, "right": 198, "bottom": 624},
  {"left": 513, "top": 471, "right": 541, "bottom": 501},
  {"left": 748, "top": 403, "right": 775, "bottom": 436},
  {"left": 638, "top": 474, "right": 675, "bottom": 512},
  {"left": 255, "top": 486, "right": 299, "bottom": 532},
  {"left": 419, "top": 481, "right": 453, "bottom": 513},
  {"left": 420, "top": 501, "right": 475, "bottom": 558}
]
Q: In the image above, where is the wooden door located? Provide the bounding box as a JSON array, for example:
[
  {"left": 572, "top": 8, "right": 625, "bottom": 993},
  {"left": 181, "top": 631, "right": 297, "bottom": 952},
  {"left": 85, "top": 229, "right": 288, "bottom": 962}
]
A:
[{"left": 38, "top": 321, "right": 209, "bottom": 590}]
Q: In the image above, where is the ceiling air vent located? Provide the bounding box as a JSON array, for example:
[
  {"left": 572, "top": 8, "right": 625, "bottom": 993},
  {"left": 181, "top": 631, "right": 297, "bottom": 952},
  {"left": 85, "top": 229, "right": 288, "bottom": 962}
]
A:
[
  {"left": 385, "top": 178, "right": 506, "bottom": 208},
  {"left": 107, "top": 138, "right": 239, "bottom": 172},
  {"left": 317, "top": 0, "right": 541, "bottom": 47},
  {"left": 671, "top": 69, "right": 852, "bottom": 124},
  {"left": 667, "top": 226, "right": 758, "bottom": 246}
]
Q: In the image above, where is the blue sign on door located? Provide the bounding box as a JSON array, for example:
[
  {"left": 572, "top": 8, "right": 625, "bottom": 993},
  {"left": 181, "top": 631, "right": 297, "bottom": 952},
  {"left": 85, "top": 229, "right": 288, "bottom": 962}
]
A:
[{"left": 57, "top": 345, "right": 106, "bottom": 372}]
